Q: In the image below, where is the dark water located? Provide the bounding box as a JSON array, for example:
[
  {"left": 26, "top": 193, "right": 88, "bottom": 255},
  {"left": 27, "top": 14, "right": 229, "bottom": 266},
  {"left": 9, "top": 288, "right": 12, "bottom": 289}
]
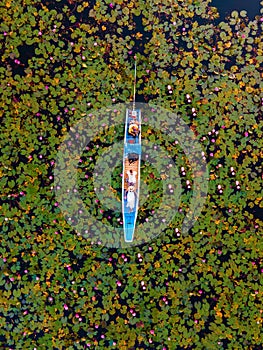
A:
[{"left": 212, "top": 0, "right": 261, "bottom": 20}]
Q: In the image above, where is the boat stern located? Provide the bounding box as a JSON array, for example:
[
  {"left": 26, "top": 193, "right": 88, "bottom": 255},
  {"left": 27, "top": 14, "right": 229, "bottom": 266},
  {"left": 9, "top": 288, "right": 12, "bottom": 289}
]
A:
[{"left": 124, "top": 213, "right": 136, "bottom": 242}]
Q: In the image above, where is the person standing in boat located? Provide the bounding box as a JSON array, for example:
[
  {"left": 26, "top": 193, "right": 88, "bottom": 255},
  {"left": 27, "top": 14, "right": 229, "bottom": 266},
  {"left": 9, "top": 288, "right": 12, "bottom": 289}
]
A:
[
  {"left": 126, "top": 185, "right": 137, "bottom": 212},
  {"left": 127, "top": 169, "right": 137, "bottom": 186}
]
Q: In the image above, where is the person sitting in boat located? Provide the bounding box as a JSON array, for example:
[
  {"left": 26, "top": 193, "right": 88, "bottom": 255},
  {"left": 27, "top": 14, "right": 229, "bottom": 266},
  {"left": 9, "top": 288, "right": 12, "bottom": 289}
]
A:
[
  {"left": 128, "top": 153, "right": 139, "bottom": 165},
  {"left": 127, "top": 169, "right": 137, "bottom": 185},
  {"left": 125, "top": 185, "right": 137, "bottom": 212},
  {"left": 128, "top": 120, "right": 140, "bottom": 137}
]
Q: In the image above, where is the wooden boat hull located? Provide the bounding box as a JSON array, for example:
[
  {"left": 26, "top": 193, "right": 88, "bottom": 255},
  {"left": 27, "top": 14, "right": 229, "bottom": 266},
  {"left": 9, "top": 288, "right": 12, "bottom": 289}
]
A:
[{"left": 122, "top": 108, "right": 141, "bottom": 242}]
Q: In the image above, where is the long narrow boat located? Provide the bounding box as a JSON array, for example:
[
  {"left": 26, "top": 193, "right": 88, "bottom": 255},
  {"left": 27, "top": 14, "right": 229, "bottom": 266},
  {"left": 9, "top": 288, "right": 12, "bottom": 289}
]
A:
[
  {"left": 122, "top": 108, "right": 141, "bottom": 242},
  {"left": 122, "top": 58, "right": 141, "bottom": 242}
]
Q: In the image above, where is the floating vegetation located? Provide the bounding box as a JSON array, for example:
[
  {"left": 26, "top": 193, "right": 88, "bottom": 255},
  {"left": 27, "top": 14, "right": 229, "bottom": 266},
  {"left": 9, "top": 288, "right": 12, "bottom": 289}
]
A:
[{"left": 0, "top": 0, "right": 262, "bottom": 348}]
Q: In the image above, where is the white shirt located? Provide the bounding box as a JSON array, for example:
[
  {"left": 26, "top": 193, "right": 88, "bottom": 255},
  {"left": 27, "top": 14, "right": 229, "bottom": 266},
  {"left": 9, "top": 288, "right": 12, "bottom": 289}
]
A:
[{"left": 127, "top": 171, "right": 137, "bottom": 183}]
